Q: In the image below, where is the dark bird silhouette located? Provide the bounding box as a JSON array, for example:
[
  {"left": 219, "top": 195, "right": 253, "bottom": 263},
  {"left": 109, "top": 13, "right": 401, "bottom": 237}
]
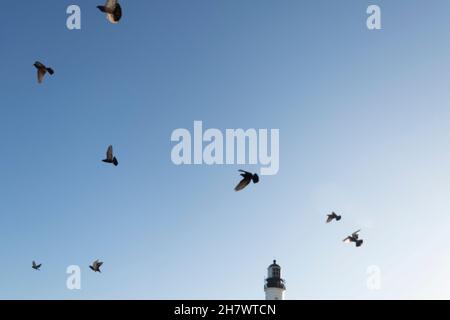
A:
[
  {"left": 234, "top": 170, "right": 259, "bottom": 191},
  {"left": 32, "top": 261, "right": 42, "bottom": 270},
  {"left": 326, "top": 212, "right": 342, "bottom": 223},
  {"left": 102, "top": 145, "right": 118, "bottom": 166},
  {"left": 343, "top": 230, "right": 363, "bottom": 247},
  {"left": 89, "top": 260, "right": 103, "bottom": 273},
  {"left": 33, "top": 61, "right": 54, "bottom": 84},
  {"left": 97, "top": 0, "right": 122, "bottom": 24}
]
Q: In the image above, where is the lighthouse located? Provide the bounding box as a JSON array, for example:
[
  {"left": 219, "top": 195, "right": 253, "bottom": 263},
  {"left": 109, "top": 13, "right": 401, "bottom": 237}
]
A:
[{"left": 264, "top": 260, "right": 286, "bottom": 300}]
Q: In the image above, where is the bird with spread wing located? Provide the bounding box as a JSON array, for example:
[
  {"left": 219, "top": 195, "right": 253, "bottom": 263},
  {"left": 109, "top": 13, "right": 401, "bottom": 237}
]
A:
[
  {"left": 326, "top": 212, "right": 342, "bottom": 223},
  {"left": 343, "top": 229, "right": 363, "bottom": 247},
  {"left": 102, "top": 145, "right": 119, "bottom": 166},
  {"left": 234, "top": 170, "right": 259, "bottom": 192},
  {"left": 89, "top": 260, "right": 103, "bottom": 273},
  {"left": 33, "top": 61, "right": 54, "bottom": 84},
  {"left": 97, "top": 0, "right": 123, "bottom": 24},
  {"left": 32, "top": 261, "right": 42, "bottom": 270}
]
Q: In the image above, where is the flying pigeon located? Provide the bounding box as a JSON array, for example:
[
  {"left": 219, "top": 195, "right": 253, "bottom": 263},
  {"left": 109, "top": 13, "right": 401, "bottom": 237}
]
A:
[
  {"left": 33, "top": 61, "right": 54, "bottom": 84},
  {"left": 97, "top": 0, "right": 122, "bottom": 24},
  {"left": 343, "top": 229, "right": 363, "bottom": 247},
  {"left": 234, "top": 170, "right": 259, "bottom": 192},
  {"left": 326, "top": 212, "right": 342, "bottom": 223},
  {"left": 32, "top": 261, "right": 42, "bottom": 270},
  {"left": 102, "top": 145, "right": 118, "bottom": 166},
  {"left": 89, "top": 260, "right": 103, "bottom": 273}
]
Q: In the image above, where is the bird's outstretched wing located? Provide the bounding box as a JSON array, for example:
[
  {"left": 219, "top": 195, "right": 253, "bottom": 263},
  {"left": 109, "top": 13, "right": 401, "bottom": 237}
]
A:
[
  {"left": 37, "top": 68, "right": 46, "bottom": 83},
  {"left": 343, "top": 236, "right": 351, "bottom": 243},
  {"left": 234, "top": 177, "right": 251, "bottom": 191},
  {"left": 352, "top": 229, "right": 361, "bottom": 237},
  {"left": 326, "top": 215, "right": 333, "bottom": 223},
  {"left": 32, "top": 261, "right": 36, "bottom": 267},
  {"left": 105, "top": 1, "right": 121, "bottom": 23},
  {"left": 238, "top": 169, "right": 251, "bottom": 174},
  {"left": 105, "top": 0, "right": 118, "bottom": 11},
  {"left": 106, "top": 145, "right": 113, "bottom": 160},
  {"left": 34, "top": 61, "right": 45, "bottom": 69},
  {"left": 97, "top": 262, "right": 103, "bottom": 268},
  {"left": 113, "top": 3, "right": 122, "bottom": 20}
]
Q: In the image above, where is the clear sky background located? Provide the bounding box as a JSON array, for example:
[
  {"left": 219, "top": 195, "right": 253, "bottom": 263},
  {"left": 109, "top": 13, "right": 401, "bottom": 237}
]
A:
[{"left": 1, "top": 0, "right": 450, "bottom": 299}]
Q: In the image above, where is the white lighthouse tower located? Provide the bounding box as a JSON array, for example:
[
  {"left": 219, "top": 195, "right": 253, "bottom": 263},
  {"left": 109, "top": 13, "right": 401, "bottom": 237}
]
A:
[{"left": 264, "top": 260, "right": 286, "bottom": 300}]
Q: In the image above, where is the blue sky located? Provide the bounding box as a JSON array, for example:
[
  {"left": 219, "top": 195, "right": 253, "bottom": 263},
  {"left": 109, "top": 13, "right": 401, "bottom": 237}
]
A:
[{"left": 1, "top": 0, "right": 450, "bottom": 299}]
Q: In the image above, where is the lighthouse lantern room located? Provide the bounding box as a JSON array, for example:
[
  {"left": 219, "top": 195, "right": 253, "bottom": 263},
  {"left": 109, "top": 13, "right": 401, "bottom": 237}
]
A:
[{"left": 264, "top": 260, "right": 286, "bottom": 300}]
